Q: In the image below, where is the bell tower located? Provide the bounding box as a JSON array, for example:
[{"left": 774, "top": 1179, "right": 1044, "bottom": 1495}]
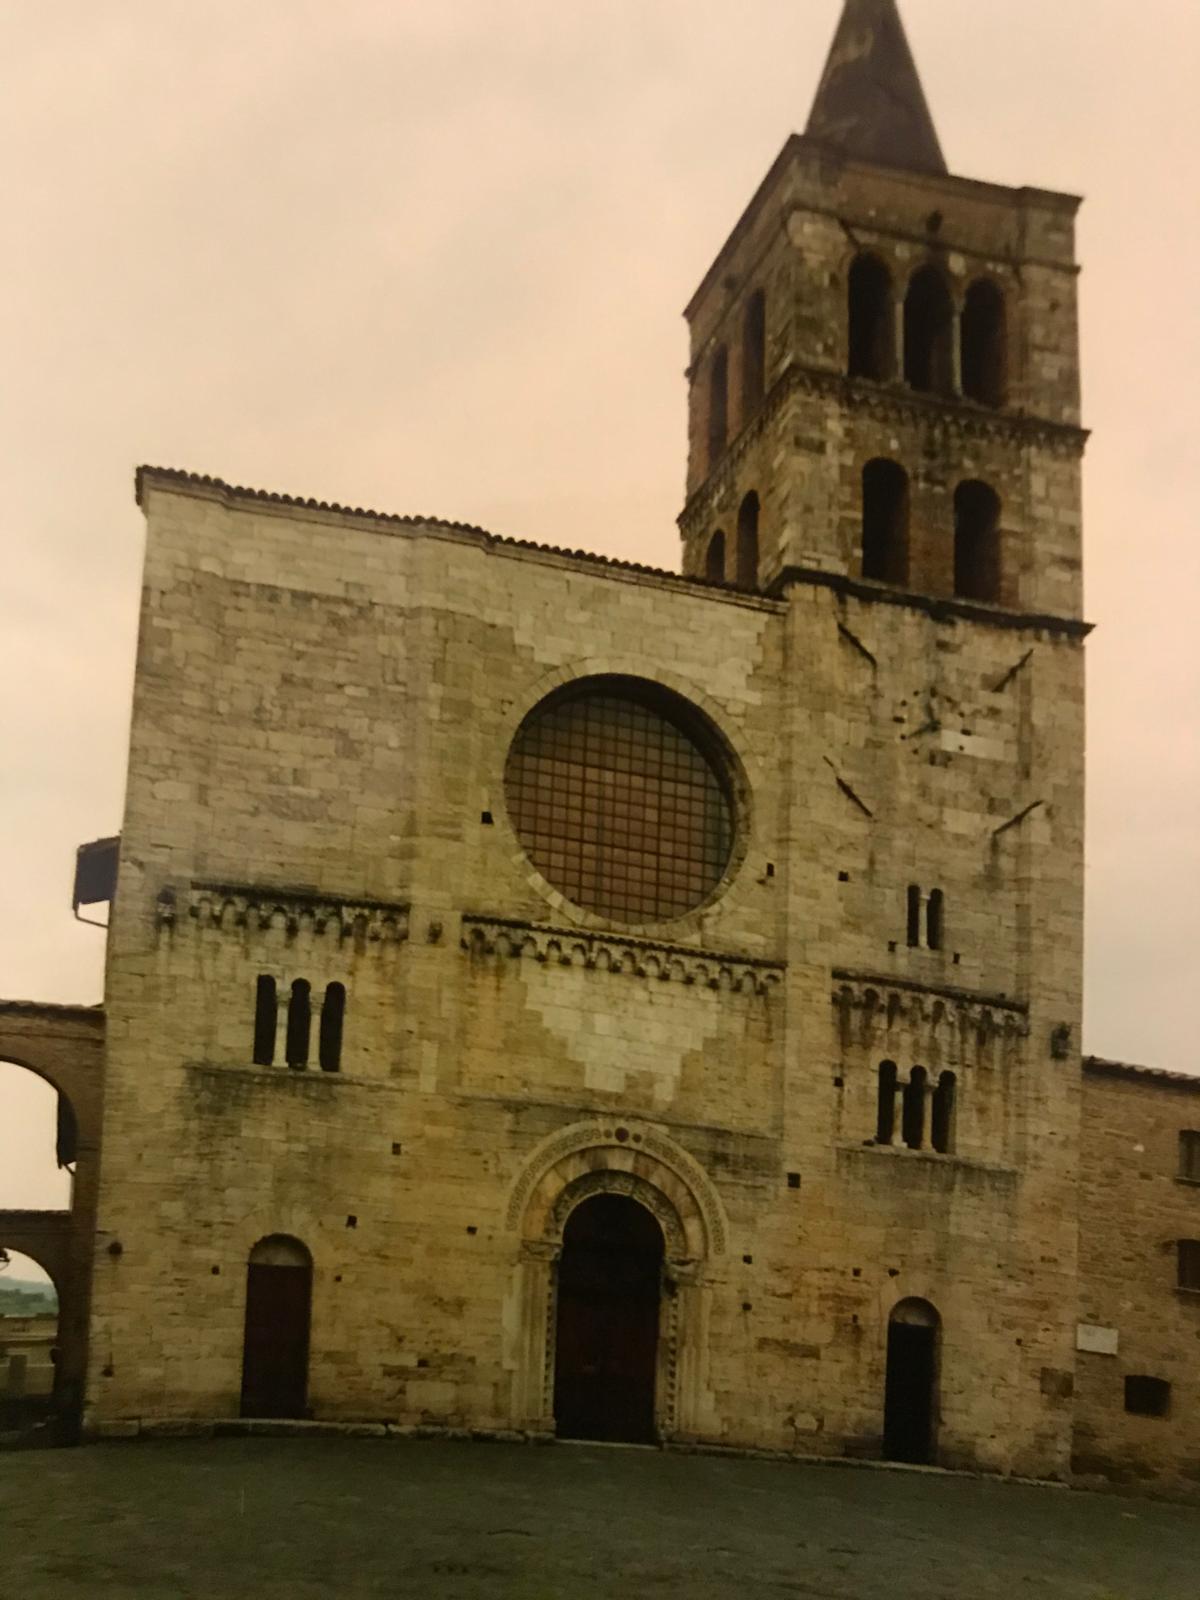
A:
[
  {"left": 678, "top": 1, "right": 1090, "bottom": 1477},
  {"left": 679, "top": 0, "right": 1085, "bottom": 625}
]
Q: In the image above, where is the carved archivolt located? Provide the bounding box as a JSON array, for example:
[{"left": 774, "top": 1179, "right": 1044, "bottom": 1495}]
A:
[
  {"left": 507, "top": 1117, "right": 728, "bottom": 1258},
  {"left": 508, "top": 1120, "right": 721, "bottom": 1440},
  {"left": 462, "top": 916, "right": 782, "bottom": 998},
  {"left": 549, "top": 1171, "right": 689, "bottom": 1259},
  {"left": 157, "top": 882, "right": 410, "bottom": 944}
]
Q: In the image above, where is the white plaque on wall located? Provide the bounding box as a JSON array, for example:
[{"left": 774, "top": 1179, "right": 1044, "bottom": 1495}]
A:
[{"left": 1076, "top": 1324, "right": 1120, "bottom": 1356}]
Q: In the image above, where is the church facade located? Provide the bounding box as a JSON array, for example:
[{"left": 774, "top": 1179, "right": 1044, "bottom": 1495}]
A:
[{"left": 5, "top": 0, "right": 1199, "bottom": 1495}]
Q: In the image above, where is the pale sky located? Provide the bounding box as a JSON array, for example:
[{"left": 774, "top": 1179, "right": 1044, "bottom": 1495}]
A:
[{"left": 2, "top": 1, "right": 1198, "bottom": 1239}]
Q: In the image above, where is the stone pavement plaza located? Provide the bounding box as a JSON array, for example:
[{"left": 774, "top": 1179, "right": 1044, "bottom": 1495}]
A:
[{"left": 3, "top": 1439, "right": 1199, "bottom": 1598}]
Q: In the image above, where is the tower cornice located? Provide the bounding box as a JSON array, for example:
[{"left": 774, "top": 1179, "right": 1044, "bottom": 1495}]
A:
[
  {"left": 683, "top": 135, "right": 1081, "bottom": 325},
  {"left": 764, "top": 565, "right": 1093, "bottom": 641},
  {"left": 678, "top": 360, "right": 1089, "bottom": 538}
]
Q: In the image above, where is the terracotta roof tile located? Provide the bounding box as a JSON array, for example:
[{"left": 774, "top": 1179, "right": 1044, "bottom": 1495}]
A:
[
  {"left": 1084, "top": 1056, "right": 1200, "bottom": 1091},
  {"left": 134, "top": 466, "right": 764, "bottom": 600}
]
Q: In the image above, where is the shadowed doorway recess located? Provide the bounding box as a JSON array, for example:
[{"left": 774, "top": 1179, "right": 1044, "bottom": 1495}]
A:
[
  {"left": 240, "top": 1235, "right": 312, "bottom": 1420},
  {"left": 553, "top": 1194, "right": 663, "bottom": 1443},
  {"left": 883, "top": 1298, "right": 940, "bottom": 1465}
]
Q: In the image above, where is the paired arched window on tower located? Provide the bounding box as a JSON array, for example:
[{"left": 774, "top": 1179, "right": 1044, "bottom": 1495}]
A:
[
  {"left": 707, "top": 345, "right": 729, "bottom": 469},
  {"left": 954, "top": 481, "right": 1002, "bottom": 602},
  {"left": 741, "top": 289, "right": 766, "bottom": 417},
  {"left": 848, "top": 254, "right": 894, "bottom": 382},
  {"left": 705, "top": 529, "right": 726, "bottom": 582},
  {"left": 701, "top": 498, "right": 758, "bottom": 589},
  {"left": 861, "top": 460, "right": 909, "bottom": 586},
  {"left": 859, "top": 467, "right": 1001, "bottom": 600},
  {"left": 736, "top": 492, "right": 760, "bottom": 588},
  {"left": 961, "top": 279, "right": 1007, "bottom": 407}
]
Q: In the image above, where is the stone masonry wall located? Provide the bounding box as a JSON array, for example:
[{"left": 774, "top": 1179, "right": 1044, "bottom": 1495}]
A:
[
  {"left": 85, "top": 472, "right": 1084, "bottom": 1480},
  {"left": 1075, "top": 1063, "right": 1200, "bottom": 1495}
]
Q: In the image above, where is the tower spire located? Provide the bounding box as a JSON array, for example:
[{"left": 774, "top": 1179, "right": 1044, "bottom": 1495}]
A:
[{"left": 805, "top": 0, "right": 947, "bottom": 176}]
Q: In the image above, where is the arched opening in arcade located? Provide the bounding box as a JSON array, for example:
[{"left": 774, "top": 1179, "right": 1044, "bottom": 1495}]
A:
[
  {"left": 883, "top": 1298, "right": 941, "bottom": 1465},
  {"left": 0, "top": 1247, "right": 61, "bottom": 1432},
  {"left": 553, "top": 1193, "right": 664, "bottom": 1445},
  {"left": 0, "top": 1059, "right": 75, "bottom": 1211},
  {"left": 0, "top": 1060, "right": 75, "bottom": 1435},
  {"left": 240, "top": 1235, "right": 313, "bottom": 1419},
  {"left": 904, "top": 265, "right": 955, "bottom": 397}
]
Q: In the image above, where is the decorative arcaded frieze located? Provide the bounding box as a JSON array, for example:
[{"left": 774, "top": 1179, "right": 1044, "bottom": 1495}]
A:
[
  {"left": 831, "top": 970, "right": 1029, "bottom": 1046},
  {"left": 678, "top": 362, "right": 1087, "bottom": 534},
  {"left": 461, "top": 915, "right": 784, "bottom": 996},
  {"left": 157, "top": 882, "right": 410, "bottom": 943}
]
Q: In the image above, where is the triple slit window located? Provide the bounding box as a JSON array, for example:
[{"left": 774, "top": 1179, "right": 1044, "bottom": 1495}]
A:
[
  {"left": 847, "top": 253, "right": 1008, "bottom": 410},
  {"left": 876, "top": 1060, "right": 957, "bottom": 1155},
  {"left": 253, "top": 977, "right": 346, "bottom": 1072}
]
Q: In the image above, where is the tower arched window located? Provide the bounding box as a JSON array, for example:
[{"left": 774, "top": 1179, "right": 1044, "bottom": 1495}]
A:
[
  {"left": 285, "top": 979, "right": 311, "bottom": 1070},
  {"left": 862, "top": 460, "right": 909, "bottom": 586},
  {"left": 252, "top": 975, "right": 277, "bottom": 1066},
  {"left": 931, "top": 1072, "right": 957, "bottom": 1154},
  {"left": 736, "top": 492, "right": 759, "bottom": 588},
  {"left": 961, "top": 279, "right": 1007, "bottom": 408},
  {"left": 902, "top": 1066, "right": 928, "bottom": 1151},
  {"left": 848, "top": 254, "right": 894, "bottom": 381},
  {"left": 707, "top": 345, "right": 729, "bottom": 469},
  {"left": 954, "top": 481, "right": 1002, "bottom": 602},
  {"left": 904, "top": 266, "right": 954, "bottom": 396},
  {"left": 705, "top": 530, "right": 726, "bottom": 582},
  {"left": 319, "top": 982, "right": 345, "bottom": 1073},
  {"left": 741, "top": 289, "right": 766, "bottom": 417},
  {"left": 876, "top": 1060, "right": 898, "bottom": 1144}
]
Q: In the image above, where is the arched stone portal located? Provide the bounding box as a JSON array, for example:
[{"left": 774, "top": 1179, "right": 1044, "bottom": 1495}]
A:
[
  {"left": 0, "top": 1245, "right": 62, "bottom": 1431},
  {"left": 506, "top": 1119, "right": 726, "bottom": 1442},
  {"left": 0, "top": 1002, "right": 105, "bottom": 1440}
]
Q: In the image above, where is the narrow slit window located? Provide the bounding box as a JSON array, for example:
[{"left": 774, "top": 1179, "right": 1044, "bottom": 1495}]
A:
[
  {"left": 902, "top": 1067, "right": 927, "bottom": 1151},
  {"left": 1180, "top": 1132, "right": 1200, "bottom": 1183},
  {"left": 285, "top": 979, "right": 312, "bottom": 1070},
  {"left": 927, "top": 889, "right": 944, "bottom": 951},
  {"left": 848, "top": 254, "right": 893, "bottom": 381},
  {"left": 707, "top": 345, "right": 729, "bottom": 468},
  {"left": 961, "top": 279, "right": 1007, "bottom": 408},
  {"left": 930, "top": 1072, "right": 956, "bottom": 1154},
  {"left": 705, "top": 530, "right": 726, "bottom": 582},
  {"left": 954, "top": 481, "right": 1002, "bottom": 603},
  {"left": 906, "top": 885, "right": 922, "bottom": 949},
  {"left": 741, "top": 289, "right": 766, "bottom": 417},
  {"left": 862, "top": 460, "right": 909, "bottom": 585},
  {"left": 1178, "top": 1240, "right": 1200, "bottom": 1292},
  {"left": 319, "top": 983, "right": 345, "bottom": 1073},
  {"left": 904, "top": 266, "right": 955, "bottom": 396},
  {"left": 876, "top": 1060, "right": 898, "bottom": 1144},
  {"left": 736, "top": 492, "right": 760, "bottom": 588},
  {"left": 253, "top": 976, "right": 277, "bottom": 1066}
]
